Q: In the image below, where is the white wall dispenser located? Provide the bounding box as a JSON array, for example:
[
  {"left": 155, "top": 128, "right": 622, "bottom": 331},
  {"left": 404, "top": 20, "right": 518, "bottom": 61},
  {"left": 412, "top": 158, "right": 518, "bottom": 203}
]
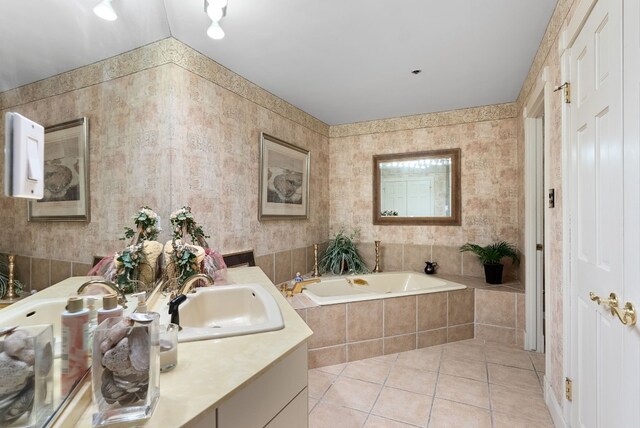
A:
[{"left": 4, "top": 112, "right": 45, "bottom": 199}]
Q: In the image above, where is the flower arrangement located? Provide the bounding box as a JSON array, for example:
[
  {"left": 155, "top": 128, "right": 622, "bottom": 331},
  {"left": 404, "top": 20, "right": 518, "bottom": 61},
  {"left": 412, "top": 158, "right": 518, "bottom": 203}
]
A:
[
  {"left": 172, "top": 242, "right": 200, "bottom": 285},
  {"left": 170, "top": 206, "right": 210, "bottom": 244},
  {"left": 114, "top": 243, "right": 146, "bottom": 293},
  {"left": 121, "top": 206, "right": 161, "bottom": 242}
]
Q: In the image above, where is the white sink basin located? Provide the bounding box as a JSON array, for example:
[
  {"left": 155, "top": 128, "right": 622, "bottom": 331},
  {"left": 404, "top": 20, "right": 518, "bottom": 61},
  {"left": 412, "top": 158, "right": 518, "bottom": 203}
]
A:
[
  {"left": 177, "top": 284, "right": 284, "bottom": 343},
  {"left": 0, "top": 297, "right": 70, "bottom": 356},
  {"left": 0, "top": 297, "right": 68, "bottom": 338}
]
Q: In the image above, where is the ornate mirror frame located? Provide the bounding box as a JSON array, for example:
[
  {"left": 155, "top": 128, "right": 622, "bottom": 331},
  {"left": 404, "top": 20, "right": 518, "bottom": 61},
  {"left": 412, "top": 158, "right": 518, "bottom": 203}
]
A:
[{"left": 373, "top": 148, "right": 461, "bottom": 226}]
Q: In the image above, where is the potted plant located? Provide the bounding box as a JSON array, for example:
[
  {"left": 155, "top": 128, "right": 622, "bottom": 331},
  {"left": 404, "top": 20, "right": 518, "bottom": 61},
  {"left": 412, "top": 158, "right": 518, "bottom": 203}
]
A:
[
  {"left": 319, "top": 229, "right": 369, "bottom": 275},
  {"left": 459, "top": 241, "right": 520, "bottom": 284}
]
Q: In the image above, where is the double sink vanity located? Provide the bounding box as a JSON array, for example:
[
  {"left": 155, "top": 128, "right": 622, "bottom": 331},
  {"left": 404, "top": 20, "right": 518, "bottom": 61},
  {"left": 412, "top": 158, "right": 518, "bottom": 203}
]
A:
[{"left": 0, "top": 267, "right": 313, "bottom": 427}]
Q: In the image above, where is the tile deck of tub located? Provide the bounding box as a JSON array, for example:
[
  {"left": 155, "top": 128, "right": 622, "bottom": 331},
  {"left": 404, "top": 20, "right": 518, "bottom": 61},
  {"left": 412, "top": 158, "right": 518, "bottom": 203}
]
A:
[{"left": 308, "top": 338, "right": 550, "bottom": 428}]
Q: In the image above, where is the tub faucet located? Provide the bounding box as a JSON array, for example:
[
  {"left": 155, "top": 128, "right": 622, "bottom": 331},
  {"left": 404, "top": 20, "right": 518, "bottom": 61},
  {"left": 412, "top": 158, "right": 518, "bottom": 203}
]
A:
[
  {"left": 286, "top": 278, "right": 321, "bottom": 297},
  {"left": 77, "top": 279, "right": 128, "bottom": 309},
  {"left": 178, "top": 273, "right": 214, "bottom": 296}
]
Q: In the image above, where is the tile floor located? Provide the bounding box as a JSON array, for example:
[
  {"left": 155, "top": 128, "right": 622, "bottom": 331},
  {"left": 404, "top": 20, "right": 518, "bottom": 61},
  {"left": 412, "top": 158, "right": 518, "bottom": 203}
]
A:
[{"left": 308, "top": 339, "right": 551, "bottom": 428}]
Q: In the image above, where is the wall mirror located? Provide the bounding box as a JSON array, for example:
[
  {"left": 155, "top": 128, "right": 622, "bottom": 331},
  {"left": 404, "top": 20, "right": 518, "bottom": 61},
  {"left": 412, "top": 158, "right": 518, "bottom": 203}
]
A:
[{"left": 373, "top": 149, "right": 461, "bottom": 225}]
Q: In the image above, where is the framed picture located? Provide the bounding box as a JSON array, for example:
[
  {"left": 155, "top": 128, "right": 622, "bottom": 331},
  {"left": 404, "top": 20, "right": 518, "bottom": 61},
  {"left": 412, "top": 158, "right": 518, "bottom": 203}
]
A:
[
  {"left": 28, "top": 117, "right": 90, "bottom": 222},
  {"left": 259, "top": 133, "right": 310, "bottom": 220}
]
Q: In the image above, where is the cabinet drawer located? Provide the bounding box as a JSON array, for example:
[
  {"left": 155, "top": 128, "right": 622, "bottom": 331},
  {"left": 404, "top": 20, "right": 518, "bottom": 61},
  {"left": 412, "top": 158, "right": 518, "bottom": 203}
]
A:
[
  {"left": 218, "top": 343, "right": 308, "bottom": 427},
  {"left": 266, "top": 388, "right": 308, "bottom": 428}
]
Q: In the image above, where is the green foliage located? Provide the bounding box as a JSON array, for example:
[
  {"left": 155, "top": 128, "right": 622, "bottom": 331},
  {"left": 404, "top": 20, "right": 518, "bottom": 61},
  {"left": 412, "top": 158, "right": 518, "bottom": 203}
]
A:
[
  {"left": 459, "top": 241, "right": 520, "bottom": 266},
  {"left": 120, "top": 206, "right": 161, "bottom": 242},
  {"left": 170, "top": 206, "right": 210, "bottom": 244},
  {"left": 173, "top": 243, "right": 200, "bottom": 285},
  {"left": 319, "top": 228, "right": 370, "bottom": 275},
  {"left": 115, "top": 243, "right": 146, "bottom": 293}
]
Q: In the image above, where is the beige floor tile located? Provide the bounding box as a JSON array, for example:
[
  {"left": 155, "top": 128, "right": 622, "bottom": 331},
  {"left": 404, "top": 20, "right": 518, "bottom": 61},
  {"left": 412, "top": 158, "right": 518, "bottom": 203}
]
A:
[
  {"left": 488, "top": 364, "right": 541, "bottom": 393},
  {"left": 484, "top": 342, "right": 523, "bottom": 353},
  {"left": 395, "top": 348, "right": 441, "bottom": 372},
  {"left": 441, "top": 343, "right": 485, "bottom": 362},
  {"left": 435, "top": 374, "right": 490, "bottom": 409},
  {"left": 323, "top": 377, "right": 383, "bottom": 412},
  {"left": 428, "top": 398, "right": 492, "bottom": 428},
  {"left": 364, "top": 415, "right": 418, "bottom": 428},
  {"left": 341, "top": 359, "right": 392, "bottom": 384},
  {"left": 308, "top": 397, "right": 319, "bottom": 413},
  {"left": 456, "top": 338, "right": 486, "bottom": 346},
  {"left": 372, "top": 386, "right": 432, "bottom": 427},
  {"left": 530, "top": 352, "right": 545, "bottom": 373},
  {"left": 308, "top": 369, "right": 337, "bottom": 399},
  {"left": 317, "top": 362, "right": 347, "bottom": 375},
  {"left": 309, "top": 401, "right": 368, "bottom": 428},
  {"left": 493, "top": 411, "right": 555, "bottom": 428},
  {"left": 370, "top": 353, "right": 399, "bottom": 365},
  {"left": 485, "top": 347, "right": 534, "bottom": 370},
  {"left": 439, "top": 358, "right": 487, "bottom": 382},
  {"left": 490, "top": 384, "right": 553, "bottom": 425},
  {"left": 386, "top": 365, "right": 438, "bottom": 396}
]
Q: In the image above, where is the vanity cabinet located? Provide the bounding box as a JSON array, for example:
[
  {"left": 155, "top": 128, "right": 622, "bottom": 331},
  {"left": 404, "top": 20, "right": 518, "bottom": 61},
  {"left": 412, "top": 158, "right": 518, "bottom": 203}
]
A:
[{"left": 215, "top": 343, "right": 308, "bottom": 427}]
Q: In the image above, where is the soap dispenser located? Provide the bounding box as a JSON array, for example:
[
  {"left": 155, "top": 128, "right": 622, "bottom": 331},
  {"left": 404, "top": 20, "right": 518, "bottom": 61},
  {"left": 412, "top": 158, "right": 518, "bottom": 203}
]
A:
[{"left": 132, "top": 291, "right": 148, "bottom": 313}]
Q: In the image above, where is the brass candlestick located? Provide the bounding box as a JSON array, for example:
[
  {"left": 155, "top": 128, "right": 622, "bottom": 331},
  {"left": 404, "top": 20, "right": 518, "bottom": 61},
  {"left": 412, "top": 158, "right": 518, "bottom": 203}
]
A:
[
  {"left": 311, "top": 243, "right": 321, "bottom": 277},
  {"left": 373, "top": 240, "right": 382, "bottom": 273},
  {"left": 5, "top": 255, "right": 20, "bottom": 299}
]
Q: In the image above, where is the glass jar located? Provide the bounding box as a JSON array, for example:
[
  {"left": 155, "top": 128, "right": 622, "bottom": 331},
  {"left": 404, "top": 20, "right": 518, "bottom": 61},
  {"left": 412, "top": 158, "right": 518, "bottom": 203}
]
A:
[
  {"left": 91, "top": 316, "right": 159, "bottom": 427},
  {"left": 0, "top": 324, "right": 54, "bottom": 428}
]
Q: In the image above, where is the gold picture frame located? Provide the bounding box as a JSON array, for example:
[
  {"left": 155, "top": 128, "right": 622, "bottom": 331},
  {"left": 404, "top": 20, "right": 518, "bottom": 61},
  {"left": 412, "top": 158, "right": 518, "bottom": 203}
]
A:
[{"left": 28, "top": 117, "right": 90, "bottom": 222}]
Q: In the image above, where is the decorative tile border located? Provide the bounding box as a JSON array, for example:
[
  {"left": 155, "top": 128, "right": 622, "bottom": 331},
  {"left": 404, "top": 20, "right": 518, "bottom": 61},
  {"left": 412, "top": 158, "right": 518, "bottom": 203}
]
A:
[
  {"left": 0, "top": 38, "right": 330, "bottom": 137},
  {"left": 516, "top": 0, "right": 575, "bottom": 107}
]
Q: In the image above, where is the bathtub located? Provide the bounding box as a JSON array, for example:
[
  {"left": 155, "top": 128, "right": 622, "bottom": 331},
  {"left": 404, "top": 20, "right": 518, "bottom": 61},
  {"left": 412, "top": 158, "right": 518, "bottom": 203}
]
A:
[{"left": 302, "top": 271, "right": 466, "bottom": 305}]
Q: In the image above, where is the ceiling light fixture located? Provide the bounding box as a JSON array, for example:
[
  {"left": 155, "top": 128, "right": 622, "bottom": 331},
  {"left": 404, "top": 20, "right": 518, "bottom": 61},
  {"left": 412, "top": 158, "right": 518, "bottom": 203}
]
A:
[
  {"left": 207, "top": 22, "right": 225, "bottom": 40},
  {"left": 205, "top": 0, "right": 227, "bottom": 40},
  {"left": 93, "top": 0, "right": 117, "bottom": 21}
]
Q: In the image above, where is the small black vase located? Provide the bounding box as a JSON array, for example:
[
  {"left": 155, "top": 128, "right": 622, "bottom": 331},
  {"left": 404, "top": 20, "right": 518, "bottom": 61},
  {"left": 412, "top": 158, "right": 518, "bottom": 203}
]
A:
[
  {"left": 483, "top": 263, "right": 504, "bottom": 284},
  {"left": 424, "top": 261, "right": 438, "bottom": 275}
]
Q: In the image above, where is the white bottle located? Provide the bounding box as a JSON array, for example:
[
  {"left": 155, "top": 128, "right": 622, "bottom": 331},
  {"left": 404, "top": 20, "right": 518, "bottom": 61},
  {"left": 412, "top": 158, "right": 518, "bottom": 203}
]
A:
[
  {"left": 61, "top": 297, "right": 89, "bottom": 396},
  {"left": 97, "top": 294, "right": 123, "bottom": 325},
  {"left": 86, "top": 296, "right": 98, "bottom": 357}
]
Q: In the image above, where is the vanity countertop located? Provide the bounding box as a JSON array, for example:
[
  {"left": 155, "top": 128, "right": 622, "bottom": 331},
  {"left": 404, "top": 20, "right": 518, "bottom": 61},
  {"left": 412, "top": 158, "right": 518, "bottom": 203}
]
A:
[{"left": 0, "top": 267, "right": 312, "bottom": 427}]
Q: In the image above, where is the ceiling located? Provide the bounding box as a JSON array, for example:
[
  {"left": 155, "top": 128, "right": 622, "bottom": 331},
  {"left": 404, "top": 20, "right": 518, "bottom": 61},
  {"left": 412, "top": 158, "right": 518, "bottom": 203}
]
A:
[{"left": 0, "top": 0, "right": 557, "bottom": 125}]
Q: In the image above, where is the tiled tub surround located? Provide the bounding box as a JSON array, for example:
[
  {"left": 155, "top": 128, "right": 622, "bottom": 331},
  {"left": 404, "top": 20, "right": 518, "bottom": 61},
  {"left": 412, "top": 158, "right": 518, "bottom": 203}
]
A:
[
  {"left": 290, "top": 273, "right": 525, "bottom": 369},
  {"left": 297, "top": 289, "right": 476, "bottom": 369}
]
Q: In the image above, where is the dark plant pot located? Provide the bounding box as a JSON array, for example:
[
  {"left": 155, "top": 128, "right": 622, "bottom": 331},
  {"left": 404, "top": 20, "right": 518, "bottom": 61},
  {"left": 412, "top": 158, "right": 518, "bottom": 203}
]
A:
[{"left": 483, "top": 263, "right": 504, "bottom": 284}]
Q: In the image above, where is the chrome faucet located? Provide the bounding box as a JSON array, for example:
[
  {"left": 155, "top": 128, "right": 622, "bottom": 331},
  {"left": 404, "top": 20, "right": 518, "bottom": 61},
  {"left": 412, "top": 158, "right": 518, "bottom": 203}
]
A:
[
  {"left": 178, "top": 273, "right": 214, "bottom": 296},
  {"left": 77, "top": 279, "right": 128, "bottom": 309}
]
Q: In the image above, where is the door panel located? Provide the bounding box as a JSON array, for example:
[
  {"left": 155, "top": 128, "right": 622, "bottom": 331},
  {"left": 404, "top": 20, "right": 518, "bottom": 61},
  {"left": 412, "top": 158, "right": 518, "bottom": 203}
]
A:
[
  {"left": 622, "top": 0, "right": 640, "bottom": 424},
  {"left": 570, "top": 0, "right": 623, "bottom": 426}
]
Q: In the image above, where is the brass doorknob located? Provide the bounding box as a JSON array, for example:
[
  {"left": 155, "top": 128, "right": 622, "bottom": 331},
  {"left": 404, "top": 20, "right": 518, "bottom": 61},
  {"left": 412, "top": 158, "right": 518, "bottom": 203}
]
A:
[
  {"left": 589, "top": 291, "right": 618, "bottom": 310},
  {"left": 590, "top": 291, "right": 637, "bottom": 326},
  {"left": 612, "top": 301, "right": 637, "bottom": 326}
]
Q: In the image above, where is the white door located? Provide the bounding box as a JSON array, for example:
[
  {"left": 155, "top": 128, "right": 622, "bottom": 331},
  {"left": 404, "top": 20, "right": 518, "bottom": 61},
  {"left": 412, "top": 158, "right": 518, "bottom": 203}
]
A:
[
  {"left": 621, "top": 0, "right": 640, "bottom": 423},
  {"left": 381, "top": 181, "right": 406, "bottom": 215},
  {"left": 406, "top": 178, "right": 433, "bottom": 216},
  {"left": 569, "top": 0, "right": 640, "bottom": 426}
]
